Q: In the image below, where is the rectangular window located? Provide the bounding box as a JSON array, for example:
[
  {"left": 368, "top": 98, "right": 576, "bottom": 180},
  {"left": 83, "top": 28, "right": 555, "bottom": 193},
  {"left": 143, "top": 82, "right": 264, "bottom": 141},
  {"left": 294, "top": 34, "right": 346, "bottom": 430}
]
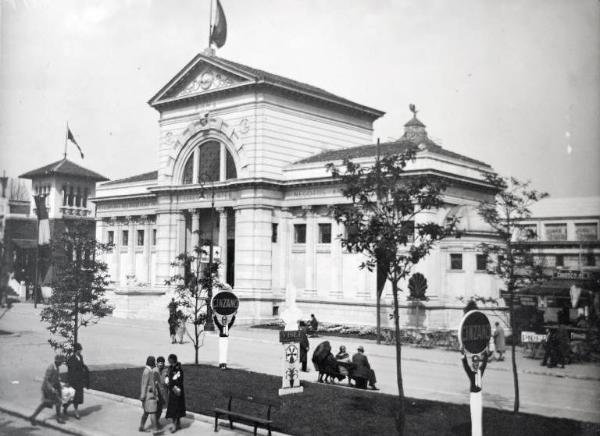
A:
[
  {"left": 122, "top": 230, "right": 129, "bottom": 246},
  {"left": 476, "top": 254, "right": 487, "bottom": 271},
  {"left": 517, "top": 224, "right": 538, "bottom": 240},
  {"left": 587, "top": 254, "right": 596, "bottom": 267},
  {"left": 272, "top": 223, "right": 278, "bottom": 243},
  {"left": 450, "top": 253, "right": 463, "bottom": 270},
  {"left": 319, "top": 223, "right": 332, "bottom": 244},
  {"left": 555, "top": 254, "right": 564, "bottom": 267},
  {"left": 152, "top": 229, "right": 157, "bottom": 246},
  {"left": 294, "top": 224, "right": 306, "bottom": 244},
  {"left": 545, "top": 223, "right": 567, "bottom": 241},
  {"left": 137, "top": 230, "right": 144, "bottom": 246},
  {"left": 575, "top": 223, "right": 598, "bottom": 241},
  {"left": 107, "top": 231, "right": 114, "bottom": 245}
]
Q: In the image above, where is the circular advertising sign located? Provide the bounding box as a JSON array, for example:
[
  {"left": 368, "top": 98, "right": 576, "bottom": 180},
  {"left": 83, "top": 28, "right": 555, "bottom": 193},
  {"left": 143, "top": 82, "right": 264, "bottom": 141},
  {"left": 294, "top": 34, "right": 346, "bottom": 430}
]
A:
[
  {"left": 458, "top": 310, "right": 491, "bottom": 355},
  {"left": 211, "top": 291, "right": 239, "bottom": 316}
]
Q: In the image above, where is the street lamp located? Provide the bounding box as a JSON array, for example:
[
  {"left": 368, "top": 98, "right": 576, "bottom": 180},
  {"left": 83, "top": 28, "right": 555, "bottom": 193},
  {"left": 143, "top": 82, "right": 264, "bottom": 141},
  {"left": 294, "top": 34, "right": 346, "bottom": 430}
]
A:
[{"left": 198, "top": 172, "right": 216, "bottom": 332}]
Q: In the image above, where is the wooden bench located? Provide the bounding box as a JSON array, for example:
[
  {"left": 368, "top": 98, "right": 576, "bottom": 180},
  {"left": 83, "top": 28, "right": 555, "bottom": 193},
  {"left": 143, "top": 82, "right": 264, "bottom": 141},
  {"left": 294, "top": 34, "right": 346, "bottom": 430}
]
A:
[{"left": 214, "top": 393, "right": 279, "bottom": 435}]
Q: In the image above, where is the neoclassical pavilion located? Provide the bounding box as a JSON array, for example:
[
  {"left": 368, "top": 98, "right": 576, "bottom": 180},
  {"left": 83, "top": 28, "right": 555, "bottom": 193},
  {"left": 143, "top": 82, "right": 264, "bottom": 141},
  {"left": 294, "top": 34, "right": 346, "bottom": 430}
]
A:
[{"left": 93, "top": 50, "right": 503, "bottom": 328}]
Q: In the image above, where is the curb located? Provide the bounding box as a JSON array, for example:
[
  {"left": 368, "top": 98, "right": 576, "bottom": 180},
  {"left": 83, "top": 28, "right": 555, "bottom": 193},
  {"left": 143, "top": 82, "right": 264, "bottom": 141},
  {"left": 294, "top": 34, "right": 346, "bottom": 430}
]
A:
[{"left": 0, "top": 400, "right": 111, "bottom": 436}]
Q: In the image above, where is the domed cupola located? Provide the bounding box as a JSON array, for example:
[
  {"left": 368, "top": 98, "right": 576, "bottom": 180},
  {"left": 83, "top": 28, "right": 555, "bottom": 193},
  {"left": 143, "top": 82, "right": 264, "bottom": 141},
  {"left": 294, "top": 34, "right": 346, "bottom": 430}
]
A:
[{"left": 401, "top": 104, "right": 428, "bottom": 144}]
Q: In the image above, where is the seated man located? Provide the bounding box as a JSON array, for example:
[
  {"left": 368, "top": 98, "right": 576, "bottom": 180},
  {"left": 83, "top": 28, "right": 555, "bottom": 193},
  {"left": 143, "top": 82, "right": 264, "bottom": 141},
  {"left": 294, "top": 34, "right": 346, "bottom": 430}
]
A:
[
  {"left": 351, "top": 346, "right": 378, "bottom": 390},
  {"left": 308, "top": 314, "right": 319, "bottom": 337}
]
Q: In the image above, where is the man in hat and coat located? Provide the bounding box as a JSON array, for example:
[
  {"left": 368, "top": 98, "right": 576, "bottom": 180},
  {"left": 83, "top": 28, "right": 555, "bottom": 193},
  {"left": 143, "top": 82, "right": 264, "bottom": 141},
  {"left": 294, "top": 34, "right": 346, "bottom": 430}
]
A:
[
  {"left": 352, "top": 346, "right": 378, "bottom": 390},
  {"left": 29, "top": 355, "right": 66, "bottom": 425}
]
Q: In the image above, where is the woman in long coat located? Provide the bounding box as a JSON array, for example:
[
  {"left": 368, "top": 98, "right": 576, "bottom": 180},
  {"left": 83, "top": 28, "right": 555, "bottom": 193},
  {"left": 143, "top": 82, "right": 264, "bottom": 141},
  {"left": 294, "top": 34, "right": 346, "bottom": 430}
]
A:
[
  {"left": 64, "top": 342, "right": 88, "bottom": 419},
  {"left": 139, "top": 356, "right": 159, "bottom": 434},
  {"left": 166, "top": 354, "right": 186, "bottom": 432}
]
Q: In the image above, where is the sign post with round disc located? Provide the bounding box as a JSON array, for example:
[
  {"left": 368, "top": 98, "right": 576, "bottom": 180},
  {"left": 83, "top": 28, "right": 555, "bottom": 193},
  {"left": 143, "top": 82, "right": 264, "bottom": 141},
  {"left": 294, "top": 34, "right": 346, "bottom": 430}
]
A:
[
  {"left": 458, "top": 310, "right": 491, "bottom": 436},
  {"left": 211, "top": 290, "right": 239, "bottom": 369}
]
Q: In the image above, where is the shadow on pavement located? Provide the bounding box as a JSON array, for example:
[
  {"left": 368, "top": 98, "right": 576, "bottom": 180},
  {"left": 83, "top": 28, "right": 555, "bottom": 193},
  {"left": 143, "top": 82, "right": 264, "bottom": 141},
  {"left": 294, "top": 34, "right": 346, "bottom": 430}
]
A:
[
  {"left": 70, "top": 404, "right": 102, "bottom": 418},
  {"left": 0, "top": 415, "right": 49, "bottom": 436}
]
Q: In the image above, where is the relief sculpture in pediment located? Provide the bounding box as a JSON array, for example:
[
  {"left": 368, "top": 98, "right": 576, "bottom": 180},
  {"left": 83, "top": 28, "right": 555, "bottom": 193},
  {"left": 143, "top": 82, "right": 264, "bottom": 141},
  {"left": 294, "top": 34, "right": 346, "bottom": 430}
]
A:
[{"left": 177, "top": 67, "right": 240, "bottom": 97}]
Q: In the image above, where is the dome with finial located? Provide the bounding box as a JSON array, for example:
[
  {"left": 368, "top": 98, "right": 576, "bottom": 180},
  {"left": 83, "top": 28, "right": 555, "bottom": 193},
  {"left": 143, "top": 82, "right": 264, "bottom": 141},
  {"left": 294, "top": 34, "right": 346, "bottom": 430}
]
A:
[{"left": 402, "top": 104, "right": 428, "bottom": 143}]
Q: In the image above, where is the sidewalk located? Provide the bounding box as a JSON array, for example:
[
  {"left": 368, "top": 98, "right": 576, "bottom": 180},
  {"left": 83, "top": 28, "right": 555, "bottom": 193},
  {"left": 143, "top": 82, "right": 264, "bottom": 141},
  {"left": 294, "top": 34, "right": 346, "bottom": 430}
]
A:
[{"left": 0, "top": 386, "right": 285, "bottom": 436}]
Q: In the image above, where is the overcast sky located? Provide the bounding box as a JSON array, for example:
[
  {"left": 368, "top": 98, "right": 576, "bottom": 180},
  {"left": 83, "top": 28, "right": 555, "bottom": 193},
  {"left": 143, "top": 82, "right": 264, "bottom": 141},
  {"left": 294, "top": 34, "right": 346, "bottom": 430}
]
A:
[{"left": 1, "top": 0, "right": 598, "bottom": 197}]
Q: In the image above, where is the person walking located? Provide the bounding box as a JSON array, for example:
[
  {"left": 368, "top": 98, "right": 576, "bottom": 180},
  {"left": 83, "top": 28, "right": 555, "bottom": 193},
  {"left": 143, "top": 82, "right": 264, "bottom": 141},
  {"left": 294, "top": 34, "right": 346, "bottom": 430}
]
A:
[
  {"left": 299, "top": 322, "right": 309, "bottom": 372},
  {"left": 168, "top": 298, "right": 178, "bottom": 344},
  {"left": 29, "top": 355, "right": 66, "bottom": 425},
  {"left": 139, "top": 356, "right": 159, "bottom": 434},
  {"left": 64, "top": 343, "right": 89, "bottom": 419},
  {"left": 155, "top": 356, "right": 169, "bottom": 428},
  {"left": 166, "top": 354, "right": 186, "bottom": 433},
  {"left": 492, "top": 322, "right": 506, "bottom": 361}
]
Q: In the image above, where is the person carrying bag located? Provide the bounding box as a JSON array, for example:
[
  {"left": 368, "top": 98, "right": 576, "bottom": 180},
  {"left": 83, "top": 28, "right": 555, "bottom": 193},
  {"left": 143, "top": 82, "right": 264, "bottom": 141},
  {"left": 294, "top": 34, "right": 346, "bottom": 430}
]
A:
[{"left": 139, "top": 356, "right": 159, "bottom": 434}]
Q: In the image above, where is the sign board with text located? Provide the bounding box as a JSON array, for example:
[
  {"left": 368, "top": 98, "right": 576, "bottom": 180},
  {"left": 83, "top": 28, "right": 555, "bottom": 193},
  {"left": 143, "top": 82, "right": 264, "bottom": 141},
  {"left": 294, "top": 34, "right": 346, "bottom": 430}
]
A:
[
  {"left": 211, "top": 291, "right": 239, "bottom": 316},
  {"left": 458, "top": 310, "right": 491, "bottom": 355},
  {"left": 521, "top": 331, "right": 546, "bottom": 343}
]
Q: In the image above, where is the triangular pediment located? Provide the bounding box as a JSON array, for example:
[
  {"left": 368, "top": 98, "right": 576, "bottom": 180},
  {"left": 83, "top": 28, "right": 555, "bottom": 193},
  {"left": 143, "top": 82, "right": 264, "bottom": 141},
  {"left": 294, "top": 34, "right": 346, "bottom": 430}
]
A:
[{"left": 149, "top": 55, "right": 254, "bottom": 107}]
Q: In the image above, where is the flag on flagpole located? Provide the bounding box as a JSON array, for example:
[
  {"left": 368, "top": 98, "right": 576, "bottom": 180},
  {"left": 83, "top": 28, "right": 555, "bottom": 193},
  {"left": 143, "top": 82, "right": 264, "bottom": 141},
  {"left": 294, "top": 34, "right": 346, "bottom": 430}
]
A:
[
  {"left": 67, "top": 126, "right": 84, "bottom": 159},
  {"left": 34, "top": 195, "right": 50, "bottom": 245},
  {"left": 210, "top": 0, "right": 227, "bottom": 48}
]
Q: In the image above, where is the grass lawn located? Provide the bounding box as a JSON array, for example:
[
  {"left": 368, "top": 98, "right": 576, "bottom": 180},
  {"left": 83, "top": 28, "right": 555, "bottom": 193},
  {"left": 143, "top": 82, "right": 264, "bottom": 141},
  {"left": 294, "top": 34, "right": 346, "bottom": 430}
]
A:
[{"left": 90, "top": 365, "right": 599, "bottom": 436}]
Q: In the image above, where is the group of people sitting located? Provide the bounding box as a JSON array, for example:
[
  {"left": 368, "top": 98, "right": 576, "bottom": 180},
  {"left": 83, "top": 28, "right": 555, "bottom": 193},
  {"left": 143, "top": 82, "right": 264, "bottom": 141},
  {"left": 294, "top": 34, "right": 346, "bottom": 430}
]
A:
[{"left": 311, "top": 341, "right": 379, "bottom": 390}]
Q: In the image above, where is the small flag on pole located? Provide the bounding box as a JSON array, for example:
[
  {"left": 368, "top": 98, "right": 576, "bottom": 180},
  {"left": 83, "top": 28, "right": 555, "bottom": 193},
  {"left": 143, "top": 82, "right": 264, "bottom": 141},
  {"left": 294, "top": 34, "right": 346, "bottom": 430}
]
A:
[
  {"left": 67, "top": 126, "right": 84, "bottom": 159},
  {"left": 210, "top": 0, "right": 227, "bottom": 48},
  {"left": 34, "top": 195, "right": 50, "bottom": 245}
]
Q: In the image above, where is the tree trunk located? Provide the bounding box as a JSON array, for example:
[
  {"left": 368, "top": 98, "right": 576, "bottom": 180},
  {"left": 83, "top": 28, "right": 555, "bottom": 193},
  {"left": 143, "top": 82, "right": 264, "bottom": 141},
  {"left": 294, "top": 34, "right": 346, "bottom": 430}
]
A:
[
  {"left": 194, "top": 285, "right": 199, "bottom": 365},
  {"left": 73, "top": 295, "right": 79, "bottom": 351},
  {"left": 510, "top": 291, "right": 520, "bottom": 412},
  {"left": 392, "top": 281, "right": 405, "bottom": 436},
  {"left": 376, "top": 293, "right": 381, "bottom": 344}
]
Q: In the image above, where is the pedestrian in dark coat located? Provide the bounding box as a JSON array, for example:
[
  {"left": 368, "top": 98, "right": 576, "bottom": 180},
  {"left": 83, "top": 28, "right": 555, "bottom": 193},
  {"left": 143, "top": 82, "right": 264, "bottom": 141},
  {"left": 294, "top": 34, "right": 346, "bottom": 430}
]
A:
[
  {"left": 352, "top": 346, "right": 378, "bottom": 390},
  {"left": 168, "top": 298, "right": 178, "bottom": 344},
  {"left": 29, "top": 355, "right": 66, "bottom": 425},
  {"left": 155, "top": 356, "right": 169, "bottom": 426},
  {"left": 64, "top": 342, "right": 88, "bottom": 419},
  {"left": 166, "top": 354, "right": 186, "bottom": 432},
  {"left": 299, "top": 323, "right": 309, "bottom": 372}
]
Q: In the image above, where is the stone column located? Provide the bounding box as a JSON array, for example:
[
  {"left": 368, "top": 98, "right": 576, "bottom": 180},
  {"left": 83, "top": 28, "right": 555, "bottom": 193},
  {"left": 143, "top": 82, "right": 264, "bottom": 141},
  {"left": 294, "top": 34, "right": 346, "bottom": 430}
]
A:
[
  {"left": 280, "top": 208, "right": 292, "bottom": 298},
  {"left": 303, "top": 206, "right": 316, "bottom": 295},
  {"left": 114, "top": 219, "right": 122, "bottom": 286},
  {"left": 217, "top": 207, "right": 227, "bottom": 282},
  {"left": 191, "top": 209, "right": 200, "bottom": 252},
  {"left": 331, "top": 218, "right": 343, "bottom": 297},
  {"left": 142, "top": 216, "right": 152, "bottom": 284},
  {"left": 192, "top": 147, "right": 199, "bottom": 184},
  {"left": 127, "top": 216, "right": 136, "bottom": 283},
  {"left": 155, "top": 211, "right": 179, "bottom": 285}
]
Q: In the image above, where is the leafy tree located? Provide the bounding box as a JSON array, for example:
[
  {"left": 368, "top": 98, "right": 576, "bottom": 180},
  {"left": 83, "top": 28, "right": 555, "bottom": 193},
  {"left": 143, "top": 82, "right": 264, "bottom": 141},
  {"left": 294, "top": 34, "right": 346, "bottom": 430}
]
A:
[
  {"left": 165, "top": 244, "right": 226, "bottom": 365},
  {"left": 41, "top": 221, "right": 113, "bottom": 354},
  {"left": 478, "top": 173, "right": 548, "bottom": 413},
  {"left": 327, "top": 148, "right": 456, "bottom": 435}
]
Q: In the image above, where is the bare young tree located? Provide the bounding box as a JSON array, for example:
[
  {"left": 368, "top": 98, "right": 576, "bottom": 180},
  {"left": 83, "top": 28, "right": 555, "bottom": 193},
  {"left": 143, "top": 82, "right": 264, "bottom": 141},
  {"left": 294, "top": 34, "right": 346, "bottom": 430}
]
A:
[
  {"left": 327, "top": 148, "right": 456, "bottom": 435},
  {"left": 478, "top": 173, "right": 548, "bottom": 413}
]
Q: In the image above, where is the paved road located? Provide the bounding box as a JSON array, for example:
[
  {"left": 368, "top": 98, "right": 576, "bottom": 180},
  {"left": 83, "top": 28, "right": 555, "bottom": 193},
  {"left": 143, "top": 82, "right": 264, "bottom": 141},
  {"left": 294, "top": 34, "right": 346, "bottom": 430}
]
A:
[
  {"left": 1, "top": 304, "right": 599, "bottom": 425},
  {"left": 0, "top": 410, "right": 66, "bottom": 436}
]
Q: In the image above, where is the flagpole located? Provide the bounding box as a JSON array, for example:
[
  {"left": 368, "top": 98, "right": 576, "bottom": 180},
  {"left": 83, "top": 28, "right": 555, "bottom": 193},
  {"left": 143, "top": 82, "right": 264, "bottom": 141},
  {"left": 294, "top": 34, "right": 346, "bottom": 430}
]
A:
[
  {"left": 64, "top": 122, "right": 68, "bottom": 159},
  {"left": 208, "top": 0, "right": 214, "bottom": 47}
]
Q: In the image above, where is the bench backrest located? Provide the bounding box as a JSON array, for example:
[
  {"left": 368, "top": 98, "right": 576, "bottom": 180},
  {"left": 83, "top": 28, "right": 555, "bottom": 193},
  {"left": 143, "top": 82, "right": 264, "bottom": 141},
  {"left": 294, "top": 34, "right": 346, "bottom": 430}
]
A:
[{"left": 225, "top": 393, "right": 280, "bottom": 420}]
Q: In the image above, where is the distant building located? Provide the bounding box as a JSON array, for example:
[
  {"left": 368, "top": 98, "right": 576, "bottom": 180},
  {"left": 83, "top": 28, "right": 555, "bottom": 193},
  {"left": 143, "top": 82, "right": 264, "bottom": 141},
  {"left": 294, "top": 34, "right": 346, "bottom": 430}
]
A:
[
  {"left": 93, "top": 51, "right": 505, "bottom": 328},
  {"left": 0, "top": 159, "right": 107, "bottom": 297},
  {"left": 517, "top": 197, "right": 600, "bottom": 271}
]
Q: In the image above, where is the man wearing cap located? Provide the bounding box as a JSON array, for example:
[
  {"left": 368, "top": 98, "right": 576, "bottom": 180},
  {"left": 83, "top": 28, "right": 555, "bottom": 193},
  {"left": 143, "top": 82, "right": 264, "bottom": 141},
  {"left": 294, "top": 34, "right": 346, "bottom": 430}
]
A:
[{"left": 351, "top": 346, "right": 378, "bottom": 390}]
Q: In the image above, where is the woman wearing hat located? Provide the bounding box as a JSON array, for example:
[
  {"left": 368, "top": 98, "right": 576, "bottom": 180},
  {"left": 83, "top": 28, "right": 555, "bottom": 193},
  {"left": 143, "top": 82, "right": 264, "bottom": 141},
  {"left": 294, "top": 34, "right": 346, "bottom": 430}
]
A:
[{"left": 64, "top": 342, "right": 89, "bottom": 419}]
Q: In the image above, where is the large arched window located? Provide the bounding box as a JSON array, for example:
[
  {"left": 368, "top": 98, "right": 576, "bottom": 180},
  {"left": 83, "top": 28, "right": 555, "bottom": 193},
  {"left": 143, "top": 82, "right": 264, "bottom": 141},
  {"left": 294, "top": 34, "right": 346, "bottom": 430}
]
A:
[{"left": 181, "top": 140, "right": 237, "bottom": 184}]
